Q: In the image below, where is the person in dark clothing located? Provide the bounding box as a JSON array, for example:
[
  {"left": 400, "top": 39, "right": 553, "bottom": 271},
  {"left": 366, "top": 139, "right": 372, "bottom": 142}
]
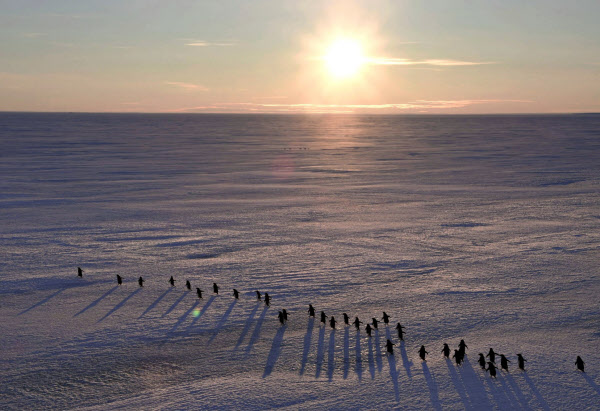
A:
[
  {"left": 196, "top": 288, "right": 203, "bottom": 299},
  {"left": 116, "top": 274, "right": 122, "bottom": 285},
  {"left": 382, "top": 312, "right": 390, "bottom": 325},
  {"left": 419, "top": 345, "right": 429, "bottom": 361},
  {"left": 478, "top": 353, "right": 486, "bottom": 369},
  {"left": 233, "top": 289, "right": 239, "bottom": 299},
  {"left": 486, "top": 348, "right": 497, "bottom": 363},
  {"left": 343, "top": 313, "right": 350, "bottom": 325},
  {"left": 516, "top": 354, "right": 527, "bottom": 371},
  {"left": 77, "top": 267, "right": 84, "bottom": 277},
  {"left": 138, "top": 276, "right": 144, "bottom": 287},
  {"left": 500, "top": 354, "right": 510, "bottom": 372},
  {"left": 213, "top": 283, "right": 219, "bottom": 294},
  {"left": 186, "top": 280, "right": 191, "bottom": 290},
  {"left": 487, "top": 362, "right": 498, "bottom": 378},
  {"left": 395, "top": 323, "right": 405, "bottom": 340},
  {"left": 308, "top": 304, "right": 315, "bottom": 317},
  {"left": 576, "top": 356, "right": 585, "bottom": 372},
  {"left": 386, "top": 339, "right": 395, "bottom": 354},
  {"left": 441, "top": 343, "right": 450, "bottom": 358},
  {"left": 365, "top": 323, "right": 372, "bottom": 337},
  {"left": 169, "top": 276, "right": 175, "bottom": 287}
]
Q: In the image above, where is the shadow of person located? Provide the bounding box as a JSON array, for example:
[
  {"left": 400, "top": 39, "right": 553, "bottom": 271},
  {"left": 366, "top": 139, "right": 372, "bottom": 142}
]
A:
[
  {"left": 399, "top": 341, "right": 413, "bottom": 378},
  {"left": 244, "top": 305, "right": 268, "bottom": 354},
  {"left": 422, "top": 362, "right": 441, "bottom": 410},
  {"left": 327, "top": 329, "right": 336, "bottom": 381},
  {"left": 19, "top": 288, "right": 66, "bottom": 316},
  {"left": 139, "top": 288, "right": 172, "bottom": 318},
  {"left": 208, "top": 299, "right": 237, "bottom": 344},
  {"left": 98, "top": 288, "right": 141, "bottom": 323},
  {"left": 387, "top": 351, "right": 400, "bottom": 402},
  {"left": 355, "top": 330, "right": 363, "bottom": 381},
  {"left": 74, "top": 286, "right": 118, "bottom": 317},
  {"left": 315, "top": 324, "right": 326, "bottom": 378},
  {"left": 235, "top": 303, "right": 259, "bottom": 350},
  {"left": 262, "top": 325, "right": 287, "bottom": 378},
  {"left": 300, "top": 317, "right": 315, "bottom": 376}
]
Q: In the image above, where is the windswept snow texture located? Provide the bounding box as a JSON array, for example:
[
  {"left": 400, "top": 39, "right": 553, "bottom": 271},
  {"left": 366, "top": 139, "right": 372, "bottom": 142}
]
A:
[{"left": 1, "top": 113, "right": 599, "bottom": 410}]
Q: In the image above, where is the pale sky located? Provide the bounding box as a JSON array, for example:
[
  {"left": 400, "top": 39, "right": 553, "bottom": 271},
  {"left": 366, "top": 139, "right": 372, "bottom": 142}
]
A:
[{"left": 1, "top": 0, "right": 599, "bottom": 114}]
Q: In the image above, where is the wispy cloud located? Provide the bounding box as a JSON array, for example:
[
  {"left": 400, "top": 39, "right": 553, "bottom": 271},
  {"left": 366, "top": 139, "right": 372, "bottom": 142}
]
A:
[
  {"left": 368, "top": 58, "right": 493, "bottom": 66},
  {"left": 185, "top": 40, "right": 236, "bottom": 47},
  {"left": 169, "top": 99, "right": 531, "bottom": 113},
  {"left": 165, "top": 81, "right": 208, "bottom": 91}
]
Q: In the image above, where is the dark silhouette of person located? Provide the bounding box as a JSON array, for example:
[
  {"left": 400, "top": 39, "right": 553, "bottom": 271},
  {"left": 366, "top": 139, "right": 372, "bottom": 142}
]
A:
[
  {"left": 77, "top": 267, "right": 83, "bottom": 277},
  {"left": 386, "top": 339, "right": 395, "bottom": 354},
  {"left": 278, "top": 311, "right": 285, "bottom": 325},
  {"left": 441, "top": 343, "right": 450, "bottom": 358},
  {"left": 453, "top": 349, "right": 463, "bottom": 366},
  {"left": 233, "top": 289, "right": 239, "bottom": 299},
  {"left": 500, "top": 354, "right": 510, "bottom": 372},
  {"left": 382, "top": 312, "right": 390, "bottom": 325},
  {"left": 365, "top": 323, "right": 372, "bottom": 337},
  {"left": 395, "top": 323, "right": 405, "bottom": 340},
  {"left": 308, "top": 304, "right": 315, "bottom": 317},
  {"left": 196, "top": 288, "right": 203, "bottom": 299},
  {"left": 575, "top": 356, "right": 585, "bottom": 372},
  {"left": 169, "top": 276, "right": 175, "bottom": 287},
  {"left": 517, "top": 354, "right": 526, "bottom": 371},
  {"left": 330, "top": 316, "right": 336, "bottom": 329},
  {"left": 458, "top": 339, "right": 468, "bottom": 357},
  {"left": 478, "top": 353, "right": 486, "bottom": 369},
  {"left": 116, "top": 274, "right": 122, "bottom": 285},
  {"left": 343, "top": 313, "right": 350, "bottom": 325},
  {"left": 213, "top": 283, "right": 219, "bottom": 294},
  {"left": 264, "top": 293, "right": 270, "bottom": 306},
  {"left": 320, "top": 311, "right": 327, "bottom": 324},
  {"left": 353, "top": 317, "right": 362, "bottom": 330},
  {"left": 282, "top": 309, "right": 288, "bottom": 323},
  {"left": 138, "top": 276, "right": 144, "bottom": 287},
  {"left": 186, "top": 280, "right": 191, "bottom": 290},
  {"left": 419, "top": 345, "right": 429, "bottom": 361},
  {"left": 486, "top": 348, "right": 497, "bottom": 363},
  {"left": 256, "top": 290, "right": 262, "bottom": 301},
  {"left": 372, "top": 318, "right": 379, "bottom": 329},
  {"left": 487, "top": 362, "right": 498, "bottom": 378}
]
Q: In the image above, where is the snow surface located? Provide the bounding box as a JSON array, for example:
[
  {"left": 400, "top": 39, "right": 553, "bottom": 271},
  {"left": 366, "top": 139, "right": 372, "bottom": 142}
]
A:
[{"left": 1, "top": 113, "right": 599, "bottom": 410}]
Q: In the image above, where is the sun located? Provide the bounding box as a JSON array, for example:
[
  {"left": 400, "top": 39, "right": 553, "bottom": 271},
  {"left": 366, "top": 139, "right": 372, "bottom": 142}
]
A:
[{"left": 323, "top": 38, "right": 366, "bottom": 79}]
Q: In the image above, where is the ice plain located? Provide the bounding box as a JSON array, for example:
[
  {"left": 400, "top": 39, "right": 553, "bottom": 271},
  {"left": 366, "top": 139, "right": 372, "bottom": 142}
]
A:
[{"left": 1, "top": 113, "right": 599, "bottom": 409}]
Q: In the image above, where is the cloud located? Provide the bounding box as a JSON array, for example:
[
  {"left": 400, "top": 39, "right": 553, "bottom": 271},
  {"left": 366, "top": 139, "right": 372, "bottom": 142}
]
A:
[
  {"left": 169, "top": 99, "right": 531, "bottom": 113},
  {"left": 23, "top": 32, "right": 47, "bottom": 38},
  {"left": 165, "top": 81, "right": 208, "bottom": 91},
  {"left": 185, "top": 40, "right": 236, "bottom": 47},
  {"left": 367, "top": 58, "right": 494, "bottom": 66}
]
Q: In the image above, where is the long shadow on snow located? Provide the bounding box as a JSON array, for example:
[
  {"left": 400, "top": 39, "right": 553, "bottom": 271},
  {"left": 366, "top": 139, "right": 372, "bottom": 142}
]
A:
[
  {"left": 343, "top": 327, "right": 350, "bottom": 379},
  {"left": 235, "top": 303, "right": 259, "bottom": 350},
  {"left": 445, "top": 358, "right": 472, "bottom": 409},
  {"left": 299, "top": 317, "right": 314, "bottom": 375},
  {"left": 186, "top": 296, "right": 216, "bottom": 331},
  {"left": 18, "top": 288, "right": 65, "bottom": 316},
  {"left": 583, "top": 373, "right": 600, "bottom": 396},
  {"left": 367, "top": 335, "right": 376, "bottom": 379},
  {"left": 74, "top": 286, "right": 118, "bottom": 317},
  {"left": 459, "top": 358, "right": 494, "bottom": 408},
  {"left": 387, "top": 351, "right": 400, "bottom": 402},
  {"left": 399, "top": 341, "right": 413, "bottom": 378},
  {"left": 503, "top": 373, "right": 531, "bottom": 409},
  {"left": 355, "top": 330, "right": 363, "bottom": 381},
  {"left": 207, "top": 299, "right": 237, "bottom": 344},
  {"left": 482, "top": 372, "right": 514, "bottom": 408},
  {"left": 374, "top": 329, "right": 383, "bottom": 372},
  {"left": 523, "top": 372, "right": 551, "bottom": 410},
  {"left": 98, "top": 288, "right": 141, "bottom": 323},
  {"left": 244, "top": 305, "right": 269, "bottom": 354},
  {"left": 263, "top": 325, "right": 287, "bottom": 378},
  {"left": 162, "top": 291, "right": 187, "bottom": 317},
  {"left": 168, "top": 300, "right": 200, "bottom": 335},
  {"left": 494, "top": 370, "right": 523, "bottom": 409},
  {"left": 327, "top": 329, "right": 336, "bottom": 381},
  {"left": 315, "top": 325, "right": 326, "bottom": 378},
  {"left": 139, "top": 288, "right": 172, "bottom": 318},
  {"left": 422, "top": 362, "right": 442, "bottom": 410}
]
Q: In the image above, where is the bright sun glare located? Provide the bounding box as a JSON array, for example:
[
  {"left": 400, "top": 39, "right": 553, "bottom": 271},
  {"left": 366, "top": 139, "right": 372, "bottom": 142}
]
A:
[{"left": 324, "top": 38, "right": 365, "bottom": 79}]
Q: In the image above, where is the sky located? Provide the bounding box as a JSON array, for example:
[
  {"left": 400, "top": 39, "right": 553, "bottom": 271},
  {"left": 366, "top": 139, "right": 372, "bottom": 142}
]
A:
[{"left": 0, "top": 0, "right": 599, "bottom": 114}]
